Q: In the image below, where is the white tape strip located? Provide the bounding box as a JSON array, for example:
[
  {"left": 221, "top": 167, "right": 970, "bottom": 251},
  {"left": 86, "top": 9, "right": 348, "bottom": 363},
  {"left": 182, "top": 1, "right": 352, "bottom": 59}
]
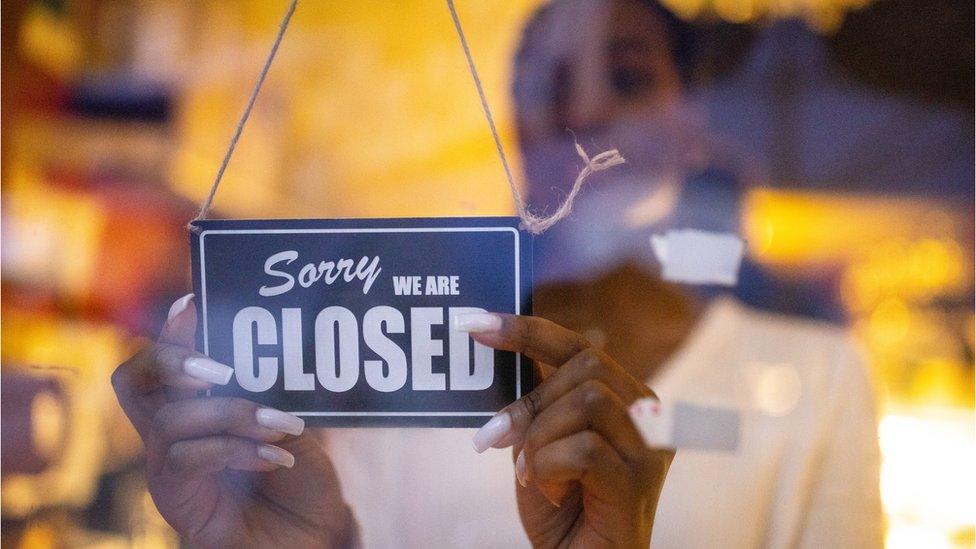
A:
[
  {"left": 629, "top": 398, "right": 740, "bottom": 452},
  {"left": 650, "top": 229, "right": 745, "bottom": 286}
]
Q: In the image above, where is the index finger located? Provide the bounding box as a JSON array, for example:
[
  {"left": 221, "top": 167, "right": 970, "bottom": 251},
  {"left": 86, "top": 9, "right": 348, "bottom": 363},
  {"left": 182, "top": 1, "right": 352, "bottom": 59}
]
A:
[
  {"left": 111, "top": 343, "right": 234, "bottom": 436},
  {"left": 113, "top": 343, "right": 232, "bottom": 396},
  {"left": 111, "top": 294, "right": 233, "bottom": 435},
  {"left": 456, "top": 313, "right": 590, "bottom": 366},
  {"left": 472, "top": 347, "right": 651, "bottom": 452},
  {"left": 113, "top": 292, "right": 233, "bottom": 398}
]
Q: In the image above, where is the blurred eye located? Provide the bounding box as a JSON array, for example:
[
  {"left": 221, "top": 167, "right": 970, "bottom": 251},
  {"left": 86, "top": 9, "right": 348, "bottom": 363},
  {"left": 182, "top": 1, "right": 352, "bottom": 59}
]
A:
[
  {"left": 553, "top": 62, "right": 572, "bottom": 109},
  {"left": 611, "top": 68, "right": 654, "bottom": 98}
]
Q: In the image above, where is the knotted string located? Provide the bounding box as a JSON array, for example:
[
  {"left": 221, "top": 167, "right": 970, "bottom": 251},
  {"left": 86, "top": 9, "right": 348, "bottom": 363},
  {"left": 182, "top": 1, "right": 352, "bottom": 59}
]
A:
[
  {"left": 521, "top": 142, "right": 626, "bottom": 233},
  {"left": 190, "top": 0, "right": 624, "bottom": 235}
]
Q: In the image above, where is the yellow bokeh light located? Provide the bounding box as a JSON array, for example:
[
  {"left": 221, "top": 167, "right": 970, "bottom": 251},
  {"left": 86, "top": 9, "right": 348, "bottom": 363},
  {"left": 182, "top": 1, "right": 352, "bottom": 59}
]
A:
[
  {"left": 869, "top": 298, "right": 911, "bottom": 348},
  {"left": 713, "top": 0, "right": 755, "bottom": 23}
]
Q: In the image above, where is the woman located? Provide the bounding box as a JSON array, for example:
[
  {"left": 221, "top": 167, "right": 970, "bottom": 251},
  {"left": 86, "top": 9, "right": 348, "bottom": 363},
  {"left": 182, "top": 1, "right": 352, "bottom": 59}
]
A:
[{"left": 113, "top": 1, "right": 882, "bottom": 546}]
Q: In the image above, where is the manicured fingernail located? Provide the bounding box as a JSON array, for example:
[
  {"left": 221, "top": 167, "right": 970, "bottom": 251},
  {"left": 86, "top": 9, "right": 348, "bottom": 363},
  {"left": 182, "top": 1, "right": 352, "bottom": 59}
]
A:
[
  {"left": 472, "top": 412, "right": 512, "bottom": 453},
  {"left": 167, "top": 293, "right": 194, "bottom": 321},
  {"left": 515, "top": 450, "right": 528, "bottom": 487},
  {"left": 629, "top": 397, "right": 667, "bottom": 449},
  {"left": 183, "top": 357, "right": 233, "bottom": 385},
  {"left": 256, "top": 408, "right": 305, "bottom": 436},
  {"left": 257, "top": 444, "right": 295, "bottom": 468},
  {"left": 454, "top": 313, "right": 502, "bottom": 333},
  {"left": 629, "top": 397, "right": 662, "bottom": 419}
]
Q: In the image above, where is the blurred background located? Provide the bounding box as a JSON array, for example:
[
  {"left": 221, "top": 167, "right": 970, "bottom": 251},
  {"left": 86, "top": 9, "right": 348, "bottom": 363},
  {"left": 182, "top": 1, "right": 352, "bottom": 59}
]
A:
[{"left": 1, "top": 0, "right": 972, "bottom": 547}]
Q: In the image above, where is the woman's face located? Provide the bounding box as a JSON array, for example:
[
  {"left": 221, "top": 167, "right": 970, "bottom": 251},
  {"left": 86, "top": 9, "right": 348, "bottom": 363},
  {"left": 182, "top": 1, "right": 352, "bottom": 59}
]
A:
[
  {"left": 516, "top": 0, "right": 687, "bottom": 208},
  {"left": 549, "top": 0, "right": 683, "bottom": 135}
]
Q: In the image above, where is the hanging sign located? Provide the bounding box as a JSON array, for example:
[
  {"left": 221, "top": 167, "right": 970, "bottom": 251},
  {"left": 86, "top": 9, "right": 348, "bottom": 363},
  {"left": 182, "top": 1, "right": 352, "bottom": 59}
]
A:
[{"left": 189, "top": 217, "right": 533, "bottom": 427}]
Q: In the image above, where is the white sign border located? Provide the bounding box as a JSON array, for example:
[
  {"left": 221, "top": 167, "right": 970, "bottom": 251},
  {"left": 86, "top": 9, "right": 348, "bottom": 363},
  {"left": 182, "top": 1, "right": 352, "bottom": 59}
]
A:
[{"left": 198, "top": 226, "right": 522, "bottom": 418}]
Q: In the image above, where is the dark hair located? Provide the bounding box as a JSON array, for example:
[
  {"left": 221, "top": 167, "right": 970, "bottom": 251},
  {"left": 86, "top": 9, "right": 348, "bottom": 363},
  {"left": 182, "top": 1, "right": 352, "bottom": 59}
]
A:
[
  {"left": 512, "top": 0, "right": 754, "bottom": 112},
  {"left": 632, "top": 0, "right": 699, "bottom": 84}
]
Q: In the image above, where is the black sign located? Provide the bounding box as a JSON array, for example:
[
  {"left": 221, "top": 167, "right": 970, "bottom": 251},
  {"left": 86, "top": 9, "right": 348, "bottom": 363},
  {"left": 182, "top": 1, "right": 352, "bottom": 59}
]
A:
[{"left": 189, "top": 217, "right": 533, "bottom": 427}]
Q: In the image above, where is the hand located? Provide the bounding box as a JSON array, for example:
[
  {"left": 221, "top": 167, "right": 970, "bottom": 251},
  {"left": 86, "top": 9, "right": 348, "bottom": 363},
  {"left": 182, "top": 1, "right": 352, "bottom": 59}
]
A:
[
  {"left": 461, "top": 313, "right": 673, "bottom": 549},
  {"left": 112, "top": 295, "right": 356, "bottom": 548}
]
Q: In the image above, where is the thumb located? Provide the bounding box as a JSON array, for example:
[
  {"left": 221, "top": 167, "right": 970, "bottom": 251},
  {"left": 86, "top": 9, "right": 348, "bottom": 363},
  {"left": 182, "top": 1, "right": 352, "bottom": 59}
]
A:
[{"left": 160, "top": 293, "right": 197, "bottom": 348}]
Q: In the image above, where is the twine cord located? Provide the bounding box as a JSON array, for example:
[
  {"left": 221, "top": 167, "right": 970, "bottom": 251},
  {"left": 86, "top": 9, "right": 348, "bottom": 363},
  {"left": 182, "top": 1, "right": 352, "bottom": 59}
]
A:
[
  {"left": 445, "top": 0, "right": 523, "bottom": 212},
  {"left": 190, "top": 0, "right": 624, "bottom": 235},
  {"left": 189, "top": 0, "right": 298, "bottom": 231}
]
